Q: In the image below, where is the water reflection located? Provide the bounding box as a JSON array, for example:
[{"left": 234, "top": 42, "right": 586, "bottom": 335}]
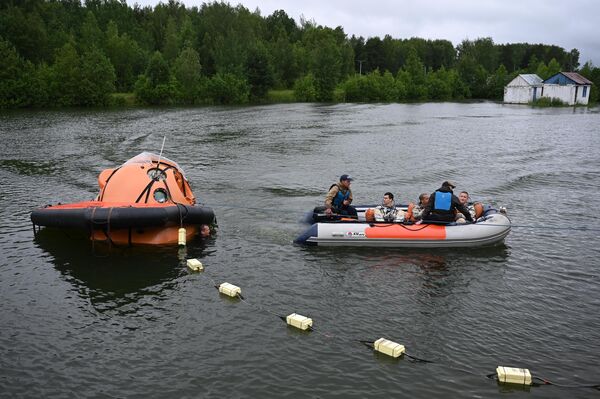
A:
[
  {"left": 301, "top": 245, "right": 509, "bottom": 300},
  {"left": 33, "top": 228, "right": 214, "bottom": 311}
]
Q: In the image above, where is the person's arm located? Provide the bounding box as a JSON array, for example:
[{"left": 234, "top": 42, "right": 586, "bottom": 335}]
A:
[
  {"left": 455, "top": 197, "right": 474, "bottom": 222},
  {"left": 421, "top": 193, "right": 434, "bottom": 220},
  {"left": 324, "top": 186, "right": 339, "bottom": 213}
]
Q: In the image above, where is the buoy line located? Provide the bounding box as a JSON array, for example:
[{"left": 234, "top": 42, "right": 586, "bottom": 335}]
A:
[{"left": 185, "top": 257, "right": 600, "bottom": 391}]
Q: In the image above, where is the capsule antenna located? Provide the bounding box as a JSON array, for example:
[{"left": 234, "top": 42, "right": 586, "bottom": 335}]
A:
[{"left": 157, "top": 135, "right": 166, "bottom": 168}]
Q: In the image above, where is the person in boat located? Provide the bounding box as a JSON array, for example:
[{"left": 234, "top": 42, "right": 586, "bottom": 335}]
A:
[
  {"left": 367, "top": 192, "right": 404, "bottom": 222},
  {"left": 419, "top": 181, "right": 474, "bottom": 224},
  {"left": 324, "top": 174, "right": 357, "bottom": 217},
  {"left": 455, "top": 191, "right": 484, "bottom": 223},
  {"left": 405, "top": 193, "right": 430, "bottom": 222}
]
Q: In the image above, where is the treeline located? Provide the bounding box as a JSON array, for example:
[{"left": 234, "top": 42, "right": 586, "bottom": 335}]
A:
[{"left": 0, "top": 0, "right": 598, "bottom": 108}]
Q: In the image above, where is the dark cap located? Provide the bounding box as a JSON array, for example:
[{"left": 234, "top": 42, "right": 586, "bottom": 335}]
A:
[
  {"left": 442, "top": 181, "right": 456, "bottom": 189},
  {"left": 340, "top": 174, "right": 354, "bottom": 182}
]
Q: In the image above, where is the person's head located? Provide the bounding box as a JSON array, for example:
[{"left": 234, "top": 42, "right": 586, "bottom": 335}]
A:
[
  {"left": 418, "top": 193, "right": 430, "bottom": 206},
  {"left": 199, "top": 224, "right": 211, "bottom": 238},
  {"left": 339, "top": 174, "right": 353, "bottom": 189},
  {"left": 458, "top": 191, "right": 469, "bottom": 205},
  {"left": 442, "top": 181, "right": 456, "bottom": 191},
  {"left": 383, "top": 192, "right": 394, "bottom": 206}
]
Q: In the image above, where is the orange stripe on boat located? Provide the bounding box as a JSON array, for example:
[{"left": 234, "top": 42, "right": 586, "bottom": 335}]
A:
[{"left": 365, "top": 224, "right": 446, "bottom": 240}]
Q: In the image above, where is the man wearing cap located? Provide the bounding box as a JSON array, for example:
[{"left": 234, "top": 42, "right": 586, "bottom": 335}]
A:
[
  {"left": 324, "top": 174, "right": 357, "bottom": 217},
  {"left": 419, "top": 181, "right": 473, "bottom": 224}
]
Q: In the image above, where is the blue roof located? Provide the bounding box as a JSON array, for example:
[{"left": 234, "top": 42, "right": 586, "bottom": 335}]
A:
[{"left": 544, "top": 72, "right": 593, "bottom": 85}]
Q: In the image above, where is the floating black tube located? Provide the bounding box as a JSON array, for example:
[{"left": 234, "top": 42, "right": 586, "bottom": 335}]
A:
[{"left": 31, "top": 204, "right": 215, "bottom": 230}]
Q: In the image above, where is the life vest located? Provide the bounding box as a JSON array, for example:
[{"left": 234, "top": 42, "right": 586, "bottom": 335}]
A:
[
  {"left": 473, "top": 202, "right": 484, "bottom": 218},
  {"left": 434, "top": 191, "right": 451, "bottom": 211},
  {"left": 405, "top": 203, "right": 415, "bottom": 222},
  {"left": 378, "top": 206, "right": 396, "bottom": 222},
  {"left": 332, "top": 187, "right": 350, "bottom": 208}
]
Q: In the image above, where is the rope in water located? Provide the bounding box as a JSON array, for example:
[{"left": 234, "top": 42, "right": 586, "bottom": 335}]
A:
[{"left": 194, "top": 267, "right": 599, "bottom": 391}]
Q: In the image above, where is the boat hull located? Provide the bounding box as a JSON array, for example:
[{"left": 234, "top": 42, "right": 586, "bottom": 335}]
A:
[{"left": 296, "top": 213, "right": 511, "bottom": 248}]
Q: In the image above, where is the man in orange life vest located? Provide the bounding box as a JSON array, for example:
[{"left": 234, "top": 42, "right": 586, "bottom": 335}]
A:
[
  {"left": 324, "top": 174, "right": 358, "bottom": 217},
  {"left": 419, "top": 181, "right": 473, "bottom": 224}
]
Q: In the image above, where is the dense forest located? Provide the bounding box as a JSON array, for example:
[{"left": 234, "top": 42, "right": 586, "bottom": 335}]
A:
[{"left": 1, "top": 0, "right": 599, "bottom": 108}]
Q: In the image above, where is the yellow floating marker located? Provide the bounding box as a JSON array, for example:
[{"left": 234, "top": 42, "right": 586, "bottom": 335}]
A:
[
  {"left": 186, "top": 258, "right": 203, "bottom": 272},
  {"left": 286, "top": 313, "right": 313, "bottom": 331},
  {"left": 178, "top": 227, "right": 187, "bottom": 246},
  {"left": 496, "top": 366, "right": 532, "bottom": 385},
  {"left": 218, "top": 282, "right": 241, "bottom": 298},
  {"left": 373, "top": 337, "right": 406, "bottom": 358}
]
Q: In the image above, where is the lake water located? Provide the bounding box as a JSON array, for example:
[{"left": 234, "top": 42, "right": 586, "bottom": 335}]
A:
[{"left": 1, "top": 102, "right": 599, "bottom": 398}]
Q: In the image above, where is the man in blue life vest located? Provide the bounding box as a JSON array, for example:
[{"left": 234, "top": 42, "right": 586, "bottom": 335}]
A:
[
  {"left": 419, "top": 181, "right": 473, "bottom": 224},
  {"left": 324, "top": 174, "right": 357, "bottom": 217}
]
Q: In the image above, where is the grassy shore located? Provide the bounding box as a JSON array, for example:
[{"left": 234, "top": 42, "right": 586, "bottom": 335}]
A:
[
  {"left": 266, "top": 89, "right": 296, "bottom": 103},
  {"left": 110, "top": 93, "right": 137, "bottom": 106},
  {"left": 110, "top": 91, "right": 596, "bottom": 107}
]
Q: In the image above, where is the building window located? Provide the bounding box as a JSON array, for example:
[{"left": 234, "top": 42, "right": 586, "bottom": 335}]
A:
[{"left": 583, "top": 86, "right": 588, "bottom": 97}]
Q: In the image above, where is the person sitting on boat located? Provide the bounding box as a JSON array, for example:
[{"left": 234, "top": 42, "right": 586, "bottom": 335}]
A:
[
  {"left": 419, "top": 181, "right": 473, "bottom": 224},
  {"left": 372, "top": 192, "right": 404, "bottom": 222},
  {"left": 455, "top": 191, "right": 485, "bottom": 224},
  {"left": 405, "top": 192, "right": 430, "bottom": 222},
  {"left": 324, "top": 174, "right": 357, "bottom": 217}
]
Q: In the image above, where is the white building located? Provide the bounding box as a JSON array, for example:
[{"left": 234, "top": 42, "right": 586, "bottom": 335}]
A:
[
  {"left": 541, "top": 72, "right": 593, "bottom": 105},
  {"left": 503, "top": 74, "right": 543, "bottom": 104}
]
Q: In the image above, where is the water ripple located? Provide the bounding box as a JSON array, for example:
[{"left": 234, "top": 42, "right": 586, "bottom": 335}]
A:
[{"left": 1, "top": 104, "right": 599, "bottom": 398}]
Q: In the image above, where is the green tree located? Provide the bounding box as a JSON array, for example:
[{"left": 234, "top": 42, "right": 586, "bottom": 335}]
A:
[
  {"left": 51, "top": 42, "right": 82, "bottom": 106},
  {"left": 568, "top": 48, "right": 580, "bottom": 70},
  {"left": 79, "top": 46, "right": 116, "bottom": 106},
  {"left": 134, "top": 51, "right": 176, "bottom": 105},
  {"left": 80, "top": 11, "right": 103, "bottom": 51},
  {"left": 427, "top": 66, "right": 453, "bottom": 101},
  {"left": 535, "top": 61, "right": 549, "bottom": 80},
  {"left": 457, "top": 55, "right": 489, "bottom": 98},
  {"left": 363, "top": 37, "right": 384, "bottom": 74},
  {"left": 488, "top": 64, "right": 509, "bottom": 99},
  {"left": 527, "top": 54, "right": 539, "bottom": 73},
  {"left": 245, "top": 43, "right": 274, "bottom": 101},
  {"left": 172, "top": 46, "right": 202, "bottom": 104},
  {"left": 578, "top": 62, "right": 599, "bottom": 103},
  {"left": 269, "top": 32, "right": 298, "bottom": 88},
  {"left": 293, "top": 73, "right": 316, "bottom": 102},
  {"left": 265, "top": 9, "right": 299, "bottom": 42},
  {"left": 456, "top": 38, "right": 498, "bottom": 73},
  {"left": 105, "top": 21, "right": 148, "bottom": 91},
  {"left": 162, "top": 17, "right": 180, "bottom": 62},
  {"left": 0, "top": 38, "right": 29, "bottom": 107},
  {"left": 303, "top": 28, "right": 343, "bottom": 101},
  {"left": 47, "top": 42, "right": 115, "bottom": 107},
  {"left": 403, "top": 48, "right": 427, "bottom": 100},
  {"left": 205, "top": 72, "right": 249, "bottom": 104},
  {"left": 0, "top": 7, "right": 50, "bottom": 63},
  {"left": 547, "top": 58, "right": 561, "bottom": 78}
]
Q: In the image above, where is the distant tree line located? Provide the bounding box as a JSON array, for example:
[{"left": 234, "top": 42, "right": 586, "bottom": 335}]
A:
[{"left": 0, "top": 0, "right": 598, "bottom": 108}]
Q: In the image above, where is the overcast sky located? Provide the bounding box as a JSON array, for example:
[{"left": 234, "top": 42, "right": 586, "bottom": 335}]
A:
[{"left": 132, "top": 0, "right": 600, "bottom": 66}]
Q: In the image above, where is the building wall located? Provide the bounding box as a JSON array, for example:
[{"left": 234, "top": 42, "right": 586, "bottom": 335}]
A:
[
  {"left": 577, "top": 85, "right": 591, "bottom": 105},
  {"left": 541, "top": 84, "right": 590, "bottom": 105},
  {"left": 504, "top": 86, "right": 535, "bottom": 104},
  {"left": 542, "top": 84, "right": 574, "bottom": 104}
]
